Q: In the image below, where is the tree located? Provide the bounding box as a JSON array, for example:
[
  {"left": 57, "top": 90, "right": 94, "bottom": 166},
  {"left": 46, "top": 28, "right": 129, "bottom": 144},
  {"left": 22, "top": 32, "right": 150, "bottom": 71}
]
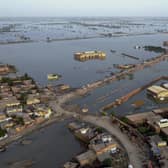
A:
[
  {"left": 110, "top": 111, "right": 116, "bottom": 116},
  {"left": 24, "top": 73, "right": 28, "bottom": 78},
  {"left": 0, "top": 127, "right": 7, "bottom": 137},
  {"left": 19, "top": 93, "right": 28, "bottom": 105},
  {"left": 101, "top": 111, "right": 107, "bottom": 116},
  {"left": 12, "top": 116, "right": 25, "bottom": 126},
  {"left": 20, "top": 73, "right": 32, "bottom": 80},
  {"left": 128, "top": 73, "right": 134, "bottom": 80},
  {"left": 1, "top": 77, "right": 13, "bottom": 86},
  {"left": 95, "top": 127, "right": 104, "bottom": 133},
  {"left": 16, "top": 117, "right": 24, "bottom": 126},
  {"left": 103, "top": 158, "right": 112, "bottom": 167}
]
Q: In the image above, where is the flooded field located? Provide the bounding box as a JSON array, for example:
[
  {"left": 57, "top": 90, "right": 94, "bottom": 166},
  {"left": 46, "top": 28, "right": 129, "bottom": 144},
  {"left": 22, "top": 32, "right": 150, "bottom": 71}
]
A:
[
  {"left": 71, "top": 60, "right": 168, "bottom": 115},
  {"left": 0, "top": 17, "right": 168, "bottom": 167},
  {"left": 0, "top": 34, "right": 168, "bottom": 88},
  {"left": 0, "top": 17, "right": 168, "bottom": 43}
]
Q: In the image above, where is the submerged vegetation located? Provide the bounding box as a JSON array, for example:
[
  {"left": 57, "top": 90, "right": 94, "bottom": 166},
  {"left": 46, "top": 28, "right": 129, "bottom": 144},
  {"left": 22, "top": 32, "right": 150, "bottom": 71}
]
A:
[
  {"left": 143, "top": 46, "right": 166, "bottom": 53},
  {"left": 137, "top": 123, "right": 156, "bottom": 136}
]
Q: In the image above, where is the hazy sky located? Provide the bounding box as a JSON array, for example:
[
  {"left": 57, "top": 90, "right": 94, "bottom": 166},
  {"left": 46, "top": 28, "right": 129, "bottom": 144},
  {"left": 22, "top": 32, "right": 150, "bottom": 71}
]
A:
[{"left": 0, "top": 0, "right": 168, "bottom": 17}]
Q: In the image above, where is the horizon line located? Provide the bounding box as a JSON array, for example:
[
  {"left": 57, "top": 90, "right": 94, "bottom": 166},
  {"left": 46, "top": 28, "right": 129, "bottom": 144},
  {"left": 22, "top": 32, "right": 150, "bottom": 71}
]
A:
[{"left": 0, "top": 16, "right": 168, "bottom": 18}]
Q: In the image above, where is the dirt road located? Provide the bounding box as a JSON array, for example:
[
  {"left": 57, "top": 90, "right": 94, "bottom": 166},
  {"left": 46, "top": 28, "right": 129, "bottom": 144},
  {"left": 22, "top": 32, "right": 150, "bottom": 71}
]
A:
[{"left": 81, "top": 115, "right": 144, "bottom": 168}]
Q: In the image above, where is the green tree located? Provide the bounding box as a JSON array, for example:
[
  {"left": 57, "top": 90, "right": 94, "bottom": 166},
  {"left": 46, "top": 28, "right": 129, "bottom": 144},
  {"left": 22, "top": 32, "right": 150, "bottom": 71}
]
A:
[
  {"left": 101, "top": 111, "right": 107, "bottom": 116},
  {"left": 19, "top": 93, "right": 28, "bottom": 104},
  {"left": 103, "top": 158, "right": 112, "bottom": 167},
  {"left": 95, "top": 127, "right": 104, "bottom": 133},
  {"left": 1, "top": 77, "right": 13, "bottom": 86},
  {"left": 0, "top": 127, "right": 7, "bottom": 137},
  {"left": 12, "top": 116, "right": 25, "bottom": 126},
  {"left": 20, "top": 73, "right": 32, "bottom": 80},
  {"left": 110, "top": 111, "right": 116, "bottom": 116},
  {"left": 128, "top": 73, "right": 134, "bottom": 80}
]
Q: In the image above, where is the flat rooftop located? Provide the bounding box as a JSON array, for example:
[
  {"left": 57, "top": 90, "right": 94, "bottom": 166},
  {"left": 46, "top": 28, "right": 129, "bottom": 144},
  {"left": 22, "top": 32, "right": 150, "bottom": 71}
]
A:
[
  {"left": 126, "top": 111, "right": 162, "bottom": 125},
  {"left": 152, "top": 107, "right": 168, "bottom": 114},
  {"left": 126, "top": 112, "right": 154, "bottom": 124},
  {"left": 76, "top": 150, "right": 96, "bottom": 162},
  {"left": 147, "top": 85, "right": 167, "bottom": 94},
  {"left": 161, "top": 127, "right": 168, "bottom": 136}
]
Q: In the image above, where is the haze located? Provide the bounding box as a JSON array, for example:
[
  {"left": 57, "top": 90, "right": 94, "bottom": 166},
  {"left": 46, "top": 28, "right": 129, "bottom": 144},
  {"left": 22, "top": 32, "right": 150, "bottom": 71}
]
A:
[{"left": 0, "top": 0, "right": 168, "bottom": 17}]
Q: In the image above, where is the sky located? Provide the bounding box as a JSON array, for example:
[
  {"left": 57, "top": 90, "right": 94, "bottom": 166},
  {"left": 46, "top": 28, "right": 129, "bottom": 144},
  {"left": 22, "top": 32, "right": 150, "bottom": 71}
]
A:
[{"left": 0, "top": 0, "right": 168, "bottom": 17}]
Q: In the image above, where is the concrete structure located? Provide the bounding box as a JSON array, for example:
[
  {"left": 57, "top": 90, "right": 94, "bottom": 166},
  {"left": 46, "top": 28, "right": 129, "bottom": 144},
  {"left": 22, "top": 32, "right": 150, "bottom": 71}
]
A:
[
  {"left": 76, "top": 150, "right": 96, "bottom": 166},
  {"left": 126, "top": 111, "right": 163, "bottom": 133},
  {"left": 148, "top": 135, "right": 168, "bottom": 167},
  {"left": 89, "top": 142, "right": 117, "bottom": 155},
  {"left": 23, "top": 116, "right": 33, "bottom": 125},
  {"left": 68, "top": 122, "right": 83, "bottom": 131},
  {"left": 163, "top": 41, "right": 168, "bottom": 46},
  {"left": 5, "top": 97, "right": 20, "bottom": 107},
  {"left": 0, "top": 97, "right": 20, "bottom": 111},
  {"left": 0, "top": 64, "right": 13, "bottom": 74},
  {"left": 97, "top": 152, "right": 111, "bottom": 162},
  {"left": 126, "top": 112, "right": 155, "bottom": 125},
  {"left": 1, "top": 121, "right": 14, "bottom": 129},
  {"left": 90, "top": 133, "right": 114, "bottom": 144},
  {"left": 157, "top": 119, "right": 168, "bottom": 128},
  {"left": 149, "top": 135, "right": 167, "bottom": 147},
  {"left": 147, "top": 85, "right": 168, "bottom": 101},
  {"left": 6, "top": 106, "right": 23, "bottom": 114},
  {"left": 74, "top": 127, "right": 98, "bottom": 143},
  {"left": 161, "top": 127, "right": 168, "bottom": 137},
  {"left": 159, "top": 147, "right": 168, "bottom": 168},
  {"left": 152, "top": 107, "right": 168, "bottom": 114},
  {"left": 74, "top": 51, "right": 106, "bottom": 62},
  {"left": 59, "top": 84, "right": 70, "bottom": 91},
  {"left": 27, "top": 98, "right": 40, "bottom": 105},
  {"left": 34, "top": 107, "right": 52, "bottom": 119},
  {"left": 0, "top": 113, "right": 7, "bottom": 122},
  {"left": 162, "top": 83, "right": 168, "bottom": 89}
]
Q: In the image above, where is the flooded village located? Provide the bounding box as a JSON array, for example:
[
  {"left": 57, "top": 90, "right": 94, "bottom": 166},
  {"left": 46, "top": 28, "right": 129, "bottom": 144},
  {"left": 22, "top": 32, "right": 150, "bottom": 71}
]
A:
[{"left": 0, "top": 17, "right": 168, "bottom": 168}]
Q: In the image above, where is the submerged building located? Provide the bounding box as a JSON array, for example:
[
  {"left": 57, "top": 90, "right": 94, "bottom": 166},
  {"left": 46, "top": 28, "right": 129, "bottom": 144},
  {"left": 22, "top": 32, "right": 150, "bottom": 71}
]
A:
[
  {"left": 74, "top": 51, "right": 106, "bottom": 62},
  {"left": 147, "top": 85, "right": 168, "bottom": 101}
]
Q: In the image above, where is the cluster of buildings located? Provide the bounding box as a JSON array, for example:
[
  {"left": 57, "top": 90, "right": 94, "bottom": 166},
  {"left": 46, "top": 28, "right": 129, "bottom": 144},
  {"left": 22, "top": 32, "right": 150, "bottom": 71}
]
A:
[
  {"left": 0, "top": 64, "right": 16, "bottom": 75},
  {"left": 0, "top": 75, "right": 54, "bottom": 139},
  {"left": 126, "top": 107, "right": 168, "bottom": 167},
  {"left": 64, "top": 121, "right": 128, "bottom": 168}
]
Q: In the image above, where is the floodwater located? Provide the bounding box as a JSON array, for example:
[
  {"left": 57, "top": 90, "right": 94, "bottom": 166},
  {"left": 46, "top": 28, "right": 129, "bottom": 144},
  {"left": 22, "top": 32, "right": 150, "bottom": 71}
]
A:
[
  {"left": 0, "top": 17, "right": 168, "bottom": 167},
  {"left": 0, "top": 120, "right": 84, "bottom": 168},
  {"left": 0, "top": 34, "right": 168, "bottom": 88},
  {"left": 71, "top": 60, "right": 168, "bottom": 116},
  {"left": 0, "top": 17, "right": 168, "bottom": 42}
]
